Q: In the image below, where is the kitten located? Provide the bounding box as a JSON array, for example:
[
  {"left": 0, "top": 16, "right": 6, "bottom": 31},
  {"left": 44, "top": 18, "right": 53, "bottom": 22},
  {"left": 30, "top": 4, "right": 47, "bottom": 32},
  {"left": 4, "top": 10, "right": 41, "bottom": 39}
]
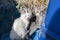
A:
[
  {"left": 29, "top": 0, "right": 49, "bottom": 35},
  {"left": 10, "top": 6, "right": 32, "bottom": 40},
  {"left": 29, "top": 5, "right": 46, "bottom": 35}
]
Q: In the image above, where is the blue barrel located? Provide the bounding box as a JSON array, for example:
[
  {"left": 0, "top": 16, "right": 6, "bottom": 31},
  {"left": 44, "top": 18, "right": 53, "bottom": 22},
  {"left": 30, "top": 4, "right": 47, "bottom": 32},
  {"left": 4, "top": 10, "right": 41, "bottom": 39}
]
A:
[
  {"left": 33, "top": 0, "right": 60, "bottom": 40},
  {"left": 45, "top": 0, "right": 60, "bottom": 40}
]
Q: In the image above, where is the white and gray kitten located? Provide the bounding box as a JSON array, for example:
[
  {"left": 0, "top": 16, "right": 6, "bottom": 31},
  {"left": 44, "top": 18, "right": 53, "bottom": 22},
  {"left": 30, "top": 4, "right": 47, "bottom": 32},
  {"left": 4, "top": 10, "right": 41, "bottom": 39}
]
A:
[
  {"left": 29, "top": 6, "right": 46, "bottom": 35},
  {"left": 10, "top": 6, "right": 32, "bottom": 40}
]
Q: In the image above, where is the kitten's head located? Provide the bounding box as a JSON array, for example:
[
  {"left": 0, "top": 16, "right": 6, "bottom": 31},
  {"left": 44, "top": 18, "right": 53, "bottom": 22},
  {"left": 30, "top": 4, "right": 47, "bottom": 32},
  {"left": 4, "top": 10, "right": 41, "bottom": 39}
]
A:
[
  {"left": 20, "top": 6, "right": 32, "bottom": 20},
  {"left": 32, "top": 6, "right": 45, "bottom": 17}
]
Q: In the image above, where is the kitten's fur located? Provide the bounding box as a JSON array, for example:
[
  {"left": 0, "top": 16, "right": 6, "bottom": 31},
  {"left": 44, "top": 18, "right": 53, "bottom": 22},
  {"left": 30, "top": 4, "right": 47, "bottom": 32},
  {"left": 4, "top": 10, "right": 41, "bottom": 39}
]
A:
[
  {"left": 29, "top": 6, "right": 45, "bottom": 35},
  {"left": 10, "top": 6, "right": 32, "bottom": 40}
]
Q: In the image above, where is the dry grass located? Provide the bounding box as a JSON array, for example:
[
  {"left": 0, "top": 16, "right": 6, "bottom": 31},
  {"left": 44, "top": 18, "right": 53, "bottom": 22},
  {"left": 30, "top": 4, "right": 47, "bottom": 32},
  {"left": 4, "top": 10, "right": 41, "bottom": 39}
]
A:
[{"left": 15, "top": 0, "right": 49, "bottom": 11}]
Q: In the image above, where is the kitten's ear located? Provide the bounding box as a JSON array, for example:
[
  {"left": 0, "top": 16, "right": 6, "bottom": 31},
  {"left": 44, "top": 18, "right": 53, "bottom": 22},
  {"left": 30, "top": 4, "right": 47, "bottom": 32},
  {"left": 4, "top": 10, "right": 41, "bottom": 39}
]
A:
[{"left": 19, "top": 6, "right": 26, "bottom": 14}]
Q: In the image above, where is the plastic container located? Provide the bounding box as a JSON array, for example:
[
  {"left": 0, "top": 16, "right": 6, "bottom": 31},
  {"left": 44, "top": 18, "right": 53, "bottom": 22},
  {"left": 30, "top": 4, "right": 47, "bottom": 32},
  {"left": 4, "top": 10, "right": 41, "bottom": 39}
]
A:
[{"left": 33, "top": 0, "right": 60, "bottom": 40}]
